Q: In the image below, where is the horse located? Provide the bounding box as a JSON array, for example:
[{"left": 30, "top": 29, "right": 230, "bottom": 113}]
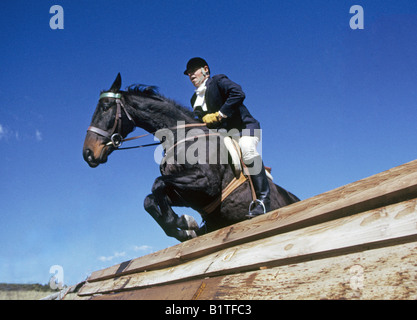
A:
[{"left": 83, "top": 74, "right": 300, "bottom": 242}]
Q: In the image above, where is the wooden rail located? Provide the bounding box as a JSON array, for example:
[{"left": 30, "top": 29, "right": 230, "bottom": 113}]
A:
[{"left": 74, "top": 159, "right": 417, "bottom": 300}]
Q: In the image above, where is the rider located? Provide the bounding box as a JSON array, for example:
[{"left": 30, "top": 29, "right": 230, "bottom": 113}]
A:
[{"left": 184, "top": 57, "right": 270, "bottom": 217}]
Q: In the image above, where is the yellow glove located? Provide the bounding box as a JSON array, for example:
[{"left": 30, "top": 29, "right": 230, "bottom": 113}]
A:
[{"left": 202, "top": 112, "right": 220, "bottom": 124}]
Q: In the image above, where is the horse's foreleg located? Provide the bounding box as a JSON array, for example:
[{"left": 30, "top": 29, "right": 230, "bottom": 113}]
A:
[
  {"left": 144, "top": 194, "right": 194, "bottom": 241},
  {"left": 144, "top": 179, "right": 198, "bottom": 242}
]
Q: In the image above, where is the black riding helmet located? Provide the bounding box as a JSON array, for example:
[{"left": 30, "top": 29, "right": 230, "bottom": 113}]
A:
[{"left": 183, "top": 57, "right": 210, "bottom": 75}]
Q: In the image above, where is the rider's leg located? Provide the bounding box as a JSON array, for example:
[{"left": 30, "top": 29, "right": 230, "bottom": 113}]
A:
[{"left": 238, "top": 136, "right": 271, "bottom": 218}]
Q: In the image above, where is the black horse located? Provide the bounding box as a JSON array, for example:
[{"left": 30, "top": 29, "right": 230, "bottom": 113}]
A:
[{"left": 83, "top": 74, "right": 299, "bottom": 242}]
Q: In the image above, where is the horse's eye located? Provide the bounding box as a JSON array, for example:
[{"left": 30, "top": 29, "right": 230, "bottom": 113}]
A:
[{"left": 101, "top": 99, "right": 113, "bottom": 110}]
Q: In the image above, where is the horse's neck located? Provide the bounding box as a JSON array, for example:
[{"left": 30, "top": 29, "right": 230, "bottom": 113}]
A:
[{"left": 128, "top": 99, "right": 197, "bottom": 133}]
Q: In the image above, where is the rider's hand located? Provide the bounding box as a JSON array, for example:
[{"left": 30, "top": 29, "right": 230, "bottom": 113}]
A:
[{"left": 202, "top": 112, "right": 221, "bottom": 124}]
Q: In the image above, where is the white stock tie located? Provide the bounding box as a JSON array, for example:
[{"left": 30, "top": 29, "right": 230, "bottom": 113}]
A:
[{"left": 194, "top": 83, "right": 207, "bottom": 111}]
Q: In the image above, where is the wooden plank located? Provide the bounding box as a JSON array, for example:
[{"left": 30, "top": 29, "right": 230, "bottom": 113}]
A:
[
  {"left": 200, "top": 242, "right": 417, "bottom": 300},
  {"left": 88, "top": 159, "right": 417, "bottom": 282},
  {"left": 78, "top": 197, "right": 417, "bottom": 296},
  {"left": 89, "top": 241, "right": 417, "bottom": 300},
  {"left": 86, "top": 278, "right": 212, "bottom": 300}
]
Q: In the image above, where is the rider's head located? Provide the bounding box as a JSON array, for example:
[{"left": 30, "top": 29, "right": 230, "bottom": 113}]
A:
[{"left": 184, "top": 57, "right": 210, "bottom": 88}]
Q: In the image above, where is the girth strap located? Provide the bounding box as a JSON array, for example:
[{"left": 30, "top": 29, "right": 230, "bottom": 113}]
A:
[{"left": 202, "top": 172, "right": 248, "bottom": 214}]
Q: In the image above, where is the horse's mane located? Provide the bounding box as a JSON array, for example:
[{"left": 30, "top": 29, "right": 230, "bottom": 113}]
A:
[
  {"left": 126, "top": 84, "right": 160, "bottom": 97},
  {"left": 124, "top": 84, "right": 196, "bottom": 119}
]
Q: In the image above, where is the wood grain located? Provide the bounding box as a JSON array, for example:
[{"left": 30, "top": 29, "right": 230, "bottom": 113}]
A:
[
  {"left": 88, "top": 241, "right": 417, "bottom": 300},
  {"left": 79, "top": 197, "right": 417, "bottom": 296}
]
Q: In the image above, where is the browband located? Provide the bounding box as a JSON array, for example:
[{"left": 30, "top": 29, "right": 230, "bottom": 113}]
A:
[{"left": 99, "top": 92, "right": 122, "bottom": 100}]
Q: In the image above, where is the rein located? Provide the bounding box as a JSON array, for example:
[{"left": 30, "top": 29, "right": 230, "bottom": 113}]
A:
[
  {"left": 115, "top": 123, "right": 208, "bottom": 151},
  {"left": 87, "top": 92, "right": 207, "bottom": 151}
]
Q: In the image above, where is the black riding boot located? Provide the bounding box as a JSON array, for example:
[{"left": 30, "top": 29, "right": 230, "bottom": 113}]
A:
[{"left": 246, "top": 156, "right": 271, "bottom": 218}]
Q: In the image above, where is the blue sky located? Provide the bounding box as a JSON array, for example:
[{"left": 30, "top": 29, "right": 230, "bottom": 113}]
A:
[{"left": 1, "top": 1, "right": 416, "bottom": 286}]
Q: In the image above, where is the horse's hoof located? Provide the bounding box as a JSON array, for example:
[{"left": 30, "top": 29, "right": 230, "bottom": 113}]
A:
[
  {"left": 185, "top": 230, "right": 197, "bottom": 239},
  {"left": 183, "top": 215, "right": 199, "bottom": 230}
]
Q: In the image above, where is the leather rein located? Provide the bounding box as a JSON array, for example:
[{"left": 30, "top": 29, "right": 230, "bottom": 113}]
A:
[{"left": 87, "top": 92, "right": 207, "bottom": 151}]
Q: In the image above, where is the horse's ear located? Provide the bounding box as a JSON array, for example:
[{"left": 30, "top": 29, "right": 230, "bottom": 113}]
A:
[{"left": 109, "top": 73, "right": 122, "bottom": 92}]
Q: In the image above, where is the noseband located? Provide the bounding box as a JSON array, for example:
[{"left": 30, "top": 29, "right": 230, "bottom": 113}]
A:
[{"left": 87, "top": 92, "right": 135, "bottom": 148}]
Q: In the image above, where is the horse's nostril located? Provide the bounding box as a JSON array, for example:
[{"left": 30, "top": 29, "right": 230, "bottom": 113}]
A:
[
  {"left": 83, "top": 148, "right": 99, "bottom": 168},
  {"left": 83, "top": 148, "right": 92, "bottom": 162}
]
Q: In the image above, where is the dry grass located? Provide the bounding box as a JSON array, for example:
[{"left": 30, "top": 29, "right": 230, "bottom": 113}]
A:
[
  {"left": 0, "top": 290, "right": 56, "bottom": 300},
  {"left": 0, "top": 283, "right": 56, "bottom": 300}
]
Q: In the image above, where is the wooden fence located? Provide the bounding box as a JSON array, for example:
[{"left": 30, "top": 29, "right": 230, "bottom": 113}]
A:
[{"left": 71, "top": 159, "right": 417, "bottom": 300}]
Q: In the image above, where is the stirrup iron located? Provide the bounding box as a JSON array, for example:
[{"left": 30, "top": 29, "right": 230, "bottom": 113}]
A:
[{"left": 246, "top": 199, "right": 266, "bottom": 218}]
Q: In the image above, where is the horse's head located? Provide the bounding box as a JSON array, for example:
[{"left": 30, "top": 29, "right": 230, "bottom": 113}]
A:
[{"left": 83, "top": 73, "right": 135, "bottom": 168}]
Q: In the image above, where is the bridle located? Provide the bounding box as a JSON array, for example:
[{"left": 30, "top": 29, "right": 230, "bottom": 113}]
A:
[
  {"left": 87, "top": 92, "right": 137, "bottom": 149},
  {"left": 87, "top": 92, "right": 163, "bottom": 150}
]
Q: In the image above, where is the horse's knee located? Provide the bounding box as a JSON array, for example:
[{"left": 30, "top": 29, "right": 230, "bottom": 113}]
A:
[
  {"left": 144, "top": 194, "right": 156, "bottom": 212},
  {"left": 144, "top": 194, "right": 164, "bottom": 223},
  {"left": 151, "top": 177, "right": 165, "bottom": 194}
]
